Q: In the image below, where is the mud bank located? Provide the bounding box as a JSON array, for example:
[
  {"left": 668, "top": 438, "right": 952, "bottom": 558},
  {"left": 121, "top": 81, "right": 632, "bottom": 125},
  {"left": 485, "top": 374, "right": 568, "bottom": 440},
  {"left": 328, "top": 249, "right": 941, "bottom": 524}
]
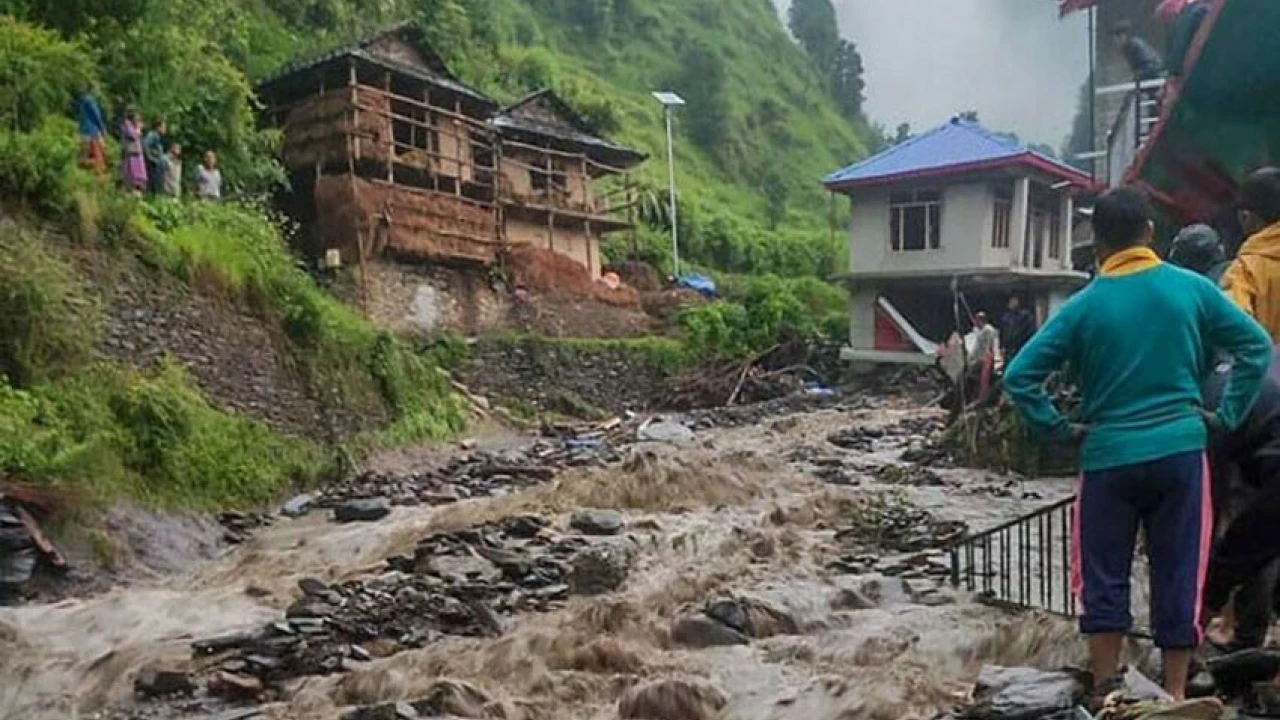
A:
[{"left": 0, "top": 396, "right": 1085, "bottom": 720}]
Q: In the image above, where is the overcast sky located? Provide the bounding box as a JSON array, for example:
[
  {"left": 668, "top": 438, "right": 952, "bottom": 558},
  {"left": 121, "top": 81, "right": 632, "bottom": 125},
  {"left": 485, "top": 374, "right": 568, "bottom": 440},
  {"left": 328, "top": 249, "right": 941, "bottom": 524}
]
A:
[{"left": 775, "top": 0, "right": 1090, "bottom": 148}]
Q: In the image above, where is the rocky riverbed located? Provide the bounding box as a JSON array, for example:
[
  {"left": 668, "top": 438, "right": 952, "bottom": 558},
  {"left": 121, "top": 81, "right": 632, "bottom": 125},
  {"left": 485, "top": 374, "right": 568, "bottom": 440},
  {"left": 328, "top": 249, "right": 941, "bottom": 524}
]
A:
[{"left": 0, "top": 393, "right": 1087, "bottom": 720}]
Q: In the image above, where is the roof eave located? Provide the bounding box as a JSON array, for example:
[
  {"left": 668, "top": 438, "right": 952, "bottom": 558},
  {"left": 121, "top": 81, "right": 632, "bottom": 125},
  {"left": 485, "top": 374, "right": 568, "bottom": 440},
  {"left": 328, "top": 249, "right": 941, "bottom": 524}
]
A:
[{"left": 824, "top": 153, "right": 1094, "bottom": 194}]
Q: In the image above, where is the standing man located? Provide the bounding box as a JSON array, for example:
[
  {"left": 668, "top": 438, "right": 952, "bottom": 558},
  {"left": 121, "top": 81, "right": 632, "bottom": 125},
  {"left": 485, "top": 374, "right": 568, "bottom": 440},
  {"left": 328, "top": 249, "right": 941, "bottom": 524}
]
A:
[
  {"left": 1222, "top": 167, "right": 1280, "bottom": 341},
  {"left": 142, "top": 117, "right": 167, "bottom": 195},
  {"left": 1004, "top": 187, "right": 1271, "bottom": 702},
  {"left": 1113, "top": 20, "right": 1166, "bottom": 82},
  {"left": 161, "top": 143, "right": 183, "bottom": 198},
  {"left": 999, "top": 296, "right": 1036, "bottom": 363}
]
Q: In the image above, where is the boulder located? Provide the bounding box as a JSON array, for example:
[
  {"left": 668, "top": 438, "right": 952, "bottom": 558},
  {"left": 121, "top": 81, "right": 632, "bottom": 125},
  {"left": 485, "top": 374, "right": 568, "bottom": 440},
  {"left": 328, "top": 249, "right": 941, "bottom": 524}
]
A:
[
  {"left": 134, "top": 665, "right": 196, "bottom": 698},
  {"left": 408, "top": 679, "right": 492, "bottom": 718},
  {"left": 829, "top": 587, "right": 879, "bottom": 611},
  {"left": 334, "top": 499, "right": 392, "bottom": 524},
  {"left": 704, "top": 597, "right": 798, "bottom": 638},
  {"left": 570, "top": 509, "right": 626, "bottom": 536},
  {"left": 208, "top": 671, "right": 264, "bottom": 700},
  {"left": 965, "top": 666, "right": 1087, "bottom": 720},
  {"left": 568, "top": 545, "right": 631, "bottom": 595},
  {"left": 618, "top": 678, "right": 728, "bottom": 720},
  {"left": 281, "top": 493, "right": 316, "bottom": 517},
  {"left": 637, "top": 421, "right": 695, "bottom": 445},
  {"left": 670, "top": 615, "right": 750, "bottom": 648}
]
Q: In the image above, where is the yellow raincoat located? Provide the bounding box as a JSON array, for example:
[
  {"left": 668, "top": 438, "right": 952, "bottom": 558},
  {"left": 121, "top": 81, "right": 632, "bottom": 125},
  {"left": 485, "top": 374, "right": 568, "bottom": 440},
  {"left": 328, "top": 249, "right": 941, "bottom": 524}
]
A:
[{"left": 1223, "top": 222, "right": 1280, "bottom": 341}]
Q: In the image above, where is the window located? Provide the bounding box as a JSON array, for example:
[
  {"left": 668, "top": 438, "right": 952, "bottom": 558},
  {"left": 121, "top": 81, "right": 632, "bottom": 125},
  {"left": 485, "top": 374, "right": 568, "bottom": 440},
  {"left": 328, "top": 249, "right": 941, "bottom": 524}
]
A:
[
  {"left": 889, "top": 189, "right": 942, "bottom": 252},
  {"left": 992, "top": 183, "right": 1013, "bottom": 249},
  {"left": 530, "top": 157, "right": 568, "bottom": 194}
]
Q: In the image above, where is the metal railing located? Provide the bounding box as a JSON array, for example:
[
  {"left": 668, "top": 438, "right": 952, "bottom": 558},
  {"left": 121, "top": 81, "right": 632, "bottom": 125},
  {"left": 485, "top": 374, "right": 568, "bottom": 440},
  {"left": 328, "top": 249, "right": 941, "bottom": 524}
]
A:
[
  {"left": 1104, "top": 79, "right": 1166, "bottom": 187},
  {"left": 948, "top": 496, "right": 1152, "bottom": 636},
  {"left": 950, "top": 497, "right": 1077, "bottom": 616}
]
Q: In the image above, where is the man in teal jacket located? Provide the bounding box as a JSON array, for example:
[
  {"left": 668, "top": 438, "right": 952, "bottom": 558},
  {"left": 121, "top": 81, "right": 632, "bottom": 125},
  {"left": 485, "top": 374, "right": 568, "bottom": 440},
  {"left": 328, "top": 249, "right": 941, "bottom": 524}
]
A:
[{"left": 1004, "top": 187, "right": 1272, "bottom": 701}]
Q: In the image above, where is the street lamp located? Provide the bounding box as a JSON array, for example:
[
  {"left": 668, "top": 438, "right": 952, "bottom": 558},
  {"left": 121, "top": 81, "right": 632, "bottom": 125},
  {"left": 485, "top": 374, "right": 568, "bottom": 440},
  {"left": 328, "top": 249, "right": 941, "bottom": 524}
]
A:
[{"left": 652, "top": 91, "right": 685, "bottom": 278}]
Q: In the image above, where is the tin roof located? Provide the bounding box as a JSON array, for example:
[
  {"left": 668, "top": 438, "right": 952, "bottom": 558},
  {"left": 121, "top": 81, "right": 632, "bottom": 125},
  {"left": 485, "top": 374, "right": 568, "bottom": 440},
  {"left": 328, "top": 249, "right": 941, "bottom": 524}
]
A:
[{"left": 824, "top": 117, "right": 1093, "bottom": 192}]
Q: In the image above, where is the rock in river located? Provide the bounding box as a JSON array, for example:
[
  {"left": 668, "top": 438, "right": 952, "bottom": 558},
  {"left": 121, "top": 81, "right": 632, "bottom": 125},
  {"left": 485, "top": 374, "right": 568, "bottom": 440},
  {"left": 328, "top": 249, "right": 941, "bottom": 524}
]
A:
[
  {"left": 964, "top": 666, "right": 1086, "bottom": 720},
  {"left": 670, "top": 615, "right": 750, "bottom": 648},
  {"left": 619, "top": 678, "right": 728, "bottom": 720},
  {"left": 568, "top": 545, "right": 631, "bottom": 595},
  {"left": 570, "top": 508, "right": 625, "bottom": 536},
  {"left": 334, "top": 498, "right": 392, "bottom": 524}
]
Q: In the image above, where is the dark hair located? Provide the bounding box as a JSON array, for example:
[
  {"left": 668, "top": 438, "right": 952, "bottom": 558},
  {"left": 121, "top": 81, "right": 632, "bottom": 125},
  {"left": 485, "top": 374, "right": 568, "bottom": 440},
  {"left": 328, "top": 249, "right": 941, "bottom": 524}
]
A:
[
  {"left": 1092, "top": 187, "right": 1152, "bottom": 249},
  {"left": 1240, "top": 167, "right": 1280, "bottom": 225},
  {"left": 1112, "top": 20, "right": 1132, "bottom": 36},
  {"left": 153, "top": 115, "right": 166, "bottom": 126}
]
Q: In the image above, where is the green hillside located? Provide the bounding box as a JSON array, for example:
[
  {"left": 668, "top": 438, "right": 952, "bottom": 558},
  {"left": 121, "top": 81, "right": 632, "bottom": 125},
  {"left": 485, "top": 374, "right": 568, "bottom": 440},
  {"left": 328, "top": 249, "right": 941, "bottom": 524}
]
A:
[{"left": 3, "top": 0, "right": 873, "bottom": 277}]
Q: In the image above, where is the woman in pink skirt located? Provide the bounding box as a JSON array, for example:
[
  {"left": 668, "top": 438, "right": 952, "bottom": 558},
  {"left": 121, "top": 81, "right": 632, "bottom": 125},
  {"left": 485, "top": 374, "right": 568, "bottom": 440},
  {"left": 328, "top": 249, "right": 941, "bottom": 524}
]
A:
[{"left": 120, "top": 110, "right": 147, "bottom": 193}]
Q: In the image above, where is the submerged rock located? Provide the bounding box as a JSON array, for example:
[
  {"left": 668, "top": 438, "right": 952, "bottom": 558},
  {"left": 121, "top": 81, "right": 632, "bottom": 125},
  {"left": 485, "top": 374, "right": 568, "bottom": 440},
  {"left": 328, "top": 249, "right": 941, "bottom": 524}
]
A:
[
  {"left": 568, "top": 545, "right": 631, "bottom": 595},
  {"left": 570, "top": 509, "right": 625, "bottom": 536},
  {"left": 618, "top": 678, "right": 728, "bottom": 720},
  {"left": 637, "top": 420, "right": 695, "bottom": 445},
  {"left": 334, "top": 499, "right": 392, "bottom": 524},
  {"left": 133, "top": 665, "right": 195, "bottom": 698},
  {"left": 704, "top": 597, "right": 798, "bottom": 638},
  {"left": 670, "top": 615, "right": 750, "bottom": 648},
  {"left": 281, "top": 493, "right": 315, "bottom": 517},
  {"left": 965, "top": 666, "right": 1087, "bottom": 720}
]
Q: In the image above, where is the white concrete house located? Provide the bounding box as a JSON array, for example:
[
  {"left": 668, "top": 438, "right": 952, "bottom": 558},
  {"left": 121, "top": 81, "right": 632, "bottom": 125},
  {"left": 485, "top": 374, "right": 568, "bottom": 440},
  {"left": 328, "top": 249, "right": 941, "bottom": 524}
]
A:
[{"left": 823, "top": 117, "right": 1093, "bottom": 365}]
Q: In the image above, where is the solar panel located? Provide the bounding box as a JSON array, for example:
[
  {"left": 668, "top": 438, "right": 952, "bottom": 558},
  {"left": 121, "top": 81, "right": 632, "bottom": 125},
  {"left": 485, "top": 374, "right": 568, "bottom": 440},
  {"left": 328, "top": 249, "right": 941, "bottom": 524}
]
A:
[{"left": 651, "top": 91, "right": 686, "bottom": 106}]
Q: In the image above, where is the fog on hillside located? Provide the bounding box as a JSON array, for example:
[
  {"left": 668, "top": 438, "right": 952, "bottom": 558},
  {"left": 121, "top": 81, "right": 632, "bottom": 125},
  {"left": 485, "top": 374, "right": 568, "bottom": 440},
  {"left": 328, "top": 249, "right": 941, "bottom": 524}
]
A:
[{"left": 775, "top": 0, "right": 1089, "bottom": 146}]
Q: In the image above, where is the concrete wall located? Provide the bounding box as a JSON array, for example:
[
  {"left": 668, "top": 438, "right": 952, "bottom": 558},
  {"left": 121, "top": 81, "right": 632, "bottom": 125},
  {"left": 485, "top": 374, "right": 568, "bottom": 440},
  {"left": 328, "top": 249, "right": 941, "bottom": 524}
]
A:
[
  {"left": 848, "top": 182, "right": 994, "bottom": 275},
  {"left": 505, "top": 218, "right": 601, "bottom": 280},
  {"left": 847, "top": 283, "right": 878, "bottom": 356}
]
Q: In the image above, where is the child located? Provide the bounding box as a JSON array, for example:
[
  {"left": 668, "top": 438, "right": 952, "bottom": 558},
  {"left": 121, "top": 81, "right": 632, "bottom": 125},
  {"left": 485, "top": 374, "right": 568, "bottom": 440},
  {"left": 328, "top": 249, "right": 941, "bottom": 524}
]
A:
[{"left": 1004, "top": 187, "right": 1271, "bottom": 701}]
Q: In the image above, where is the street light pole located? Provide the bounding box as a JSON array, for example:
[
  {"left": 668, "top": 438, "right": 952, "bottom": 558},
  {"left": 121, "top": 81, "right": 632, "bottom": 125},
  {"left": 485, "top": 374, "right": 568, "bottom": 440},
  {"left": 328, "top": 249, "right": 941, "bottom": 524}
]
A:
[
  {"left": 663, "top": 104, "right": 680, "bottom": 278},
  {"left": 652, "top": 91, "right": 686, "bottom": 279}
]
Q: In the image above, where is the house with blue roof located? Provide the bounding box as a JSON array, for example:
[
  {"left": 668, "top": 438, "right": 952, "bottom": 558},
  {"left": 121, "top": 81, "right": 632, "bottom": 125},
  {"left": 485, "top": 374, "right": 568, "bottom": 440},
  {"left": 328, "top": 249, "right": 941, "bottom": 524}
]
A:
[{"left": 823, "top": 116, "right": 1094, "bottom": 366}]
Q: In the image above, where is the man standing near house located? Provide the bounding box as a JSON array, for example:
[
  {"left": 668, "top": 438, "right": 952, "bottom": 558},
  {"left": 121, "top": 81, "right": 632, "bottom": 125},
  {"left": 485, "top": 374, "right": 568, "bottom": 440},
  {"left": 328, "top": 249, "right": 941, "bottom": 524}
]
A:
[
  {"left": 999, "top": 296, "right": 1035, "bottom": 362},
  {"left": 1113, "top": 20, "right": 1166, "bottom": 82},
  {"left": 1222, "top": 168, "right": 1280, "bottom": 341},
  {"left": 1004, "top": 187, "right": 1271, "bottom": 702}
]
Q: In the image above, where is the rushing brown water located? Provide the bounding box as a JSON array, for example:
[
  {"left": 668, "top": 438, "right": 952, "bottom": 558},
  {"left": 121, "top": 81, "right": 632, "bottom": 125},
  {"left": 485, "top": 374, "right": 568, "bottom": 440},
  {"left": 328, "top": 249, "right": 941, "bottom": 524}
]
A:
[{"left": 0, "top": 401, "right": 1095, "bottom": 720}]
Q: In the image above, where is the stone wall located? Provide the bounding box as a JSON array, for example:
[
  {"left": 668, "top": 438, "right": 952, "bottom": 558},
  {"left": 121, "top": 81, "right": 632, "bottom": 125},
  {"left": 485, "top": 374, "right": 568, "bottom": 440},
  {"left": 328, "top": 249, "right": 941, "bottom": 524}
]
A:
[{"left": 359, "top": 260, "right": 511, "bottom": 336}]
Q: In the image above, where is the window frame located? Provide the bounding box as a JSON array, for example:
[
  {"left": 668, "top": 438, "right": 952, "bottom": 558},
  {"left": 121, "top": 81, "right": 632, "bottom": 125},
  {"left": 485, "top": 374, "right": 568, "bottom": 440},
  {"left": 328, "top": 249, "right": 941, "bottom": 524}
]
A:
[{"left": 888, "top": 188, "right": 943, "bottom": 253}]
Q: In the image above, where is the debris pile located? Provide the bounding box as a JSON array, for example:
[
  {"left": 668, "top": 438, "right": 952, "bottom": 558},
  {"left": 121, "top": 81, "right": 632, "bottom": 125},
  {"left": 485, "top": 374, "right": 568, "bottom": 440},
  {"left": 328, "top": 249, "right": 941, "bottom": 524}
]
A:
[
  {"left": 305, "top": 443, "right": 608, "bottom": 516},
  {"left": 217, "top": 512, "right": 273, "bottom": 544},
  {"left": 191, "top": 515, "right": 633, "bottom": 691},
  {"left": 831, "top": 494, "right": 967, "bottom": 553}
]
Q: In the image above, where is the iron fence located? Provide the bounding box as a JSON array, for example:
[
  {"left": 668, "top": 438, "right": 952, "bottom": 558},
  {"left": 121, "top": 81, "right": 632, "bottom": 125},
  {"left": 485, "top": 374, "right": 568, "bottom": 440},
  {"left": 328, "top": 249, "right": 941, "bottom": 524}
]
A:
[{"left": 948, "top": 496, "right": 1152, "bottom": 637}]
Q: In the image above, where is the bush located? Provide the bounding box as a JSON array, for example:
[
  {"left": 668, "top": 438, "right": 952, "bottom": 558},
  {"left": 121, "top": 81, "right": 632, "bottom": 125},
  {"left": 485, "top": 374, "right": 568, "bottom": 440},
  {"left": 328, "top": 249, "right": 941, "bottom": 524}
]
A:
[
  {"left": 0, "top": 16, "right": 95, "bottom": 132},
  {"left": 0, "top": 117, "right": 92, "bottom": 213},
  {"left": 0, "top": 225, "right": 100, "bottom": 387},
  {"left": 0, "top": 362, "right": 326, "bottom": 508},
  {"left": 678, "top": 274, "right": 848, "bottom": 359}
]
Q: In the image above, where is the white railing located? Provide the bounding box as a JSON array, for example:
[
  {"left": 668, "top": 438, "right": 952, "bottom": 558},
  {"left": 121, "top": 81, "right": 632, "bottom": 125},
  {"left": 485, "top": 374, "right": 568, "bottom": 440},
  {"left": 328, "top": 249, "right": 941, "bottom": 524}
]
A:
[{"left": 1104, "top": 79, "right": 1165, "bottom": 187}]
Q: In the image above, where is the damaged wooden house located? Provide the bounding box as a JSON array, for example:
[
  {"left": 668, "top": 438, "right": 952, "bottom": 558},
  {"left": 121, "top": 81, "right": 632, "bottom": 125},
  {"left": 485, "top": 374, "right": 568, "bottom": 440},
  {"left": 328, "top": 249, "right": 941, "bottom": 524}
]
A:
[
  {"left": 823, "top": 116, "right": 1092, "bottom": 366},
  {"left": 256, "top": 24, "right": 645, "bottom": 333}
]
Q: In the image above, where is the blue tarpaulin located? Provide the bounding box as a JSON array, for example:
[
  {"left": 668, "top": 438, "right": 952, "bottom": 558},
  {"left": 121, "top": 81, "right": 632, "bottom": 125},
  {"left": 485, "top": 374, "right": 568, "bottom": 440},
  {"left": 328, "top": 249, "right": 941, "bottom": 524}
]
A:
[{"left": 678, "top": 273, "right": 717, "bottom": 298}]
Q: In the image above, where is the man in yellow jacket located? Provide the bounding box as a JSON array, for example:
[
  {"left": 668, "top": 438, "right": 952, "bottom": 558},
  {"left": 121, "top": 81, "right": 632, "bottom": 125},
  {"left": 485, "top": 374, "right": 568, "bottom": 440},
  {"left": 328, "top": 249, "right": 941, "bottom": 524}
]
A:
[{"left": 1223, "top": 168, "right": 1280, "bottom": 340}]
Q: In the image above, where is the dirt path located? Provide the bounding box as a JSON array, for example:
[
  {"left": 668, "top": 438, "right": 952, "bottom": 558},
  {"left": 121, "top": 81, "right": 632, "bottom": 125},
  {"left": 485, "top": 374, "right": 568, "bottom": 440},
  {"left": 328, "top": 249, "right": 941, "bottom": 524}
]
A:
[{"left": 0, "top": 398, "right": 1086, "bottom": 720}]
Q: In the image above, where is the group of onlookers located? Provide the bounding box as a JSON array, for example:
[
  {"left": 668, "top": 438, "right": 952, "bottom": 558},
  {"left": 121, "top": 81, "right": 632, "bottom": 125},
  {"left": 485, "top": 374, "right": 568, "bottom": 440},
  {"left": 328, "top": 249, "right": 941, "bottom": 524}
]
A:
[{"left": 74, "top": 91, "right": 222, "bottom": 201}]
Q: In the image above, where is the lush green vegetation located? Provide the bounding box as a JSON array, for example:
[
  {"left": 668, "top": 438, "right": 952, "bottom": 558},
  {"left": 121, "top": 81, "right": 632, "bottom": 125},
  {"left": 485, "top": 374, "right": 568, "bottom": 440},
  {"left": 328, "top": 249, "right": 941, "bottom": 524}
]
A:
[{"left": 0, "top": 0, "right": 868, "bottom": 509}]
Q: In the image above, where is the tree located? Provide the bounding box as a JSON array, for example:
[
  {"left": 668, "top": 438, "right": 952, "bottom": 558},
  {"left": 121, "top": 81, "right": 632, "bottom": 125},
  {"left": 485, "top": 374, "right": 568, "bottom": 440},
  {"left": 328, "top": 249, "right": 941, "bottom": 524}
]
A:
[
  {"left": 787, "top": 0, "right": 840, "bottom": 77},
  {"left": 763, "top": 170, "right": 788, "bottom": 229},
  {"left": 959, "top": 110, "right": 980, "bottom": 122},
  {"left": 1062, "top": 75, "right": 1095, "bottom": 172},
  {"left": 674, "top": 44, "right": 731, "bottom": 152},
  {"left": 830, "top": 39, "right": 865, "bottom": 120},
  {"left": 893, "top": 123, "right": 912, "bottom": 145}
]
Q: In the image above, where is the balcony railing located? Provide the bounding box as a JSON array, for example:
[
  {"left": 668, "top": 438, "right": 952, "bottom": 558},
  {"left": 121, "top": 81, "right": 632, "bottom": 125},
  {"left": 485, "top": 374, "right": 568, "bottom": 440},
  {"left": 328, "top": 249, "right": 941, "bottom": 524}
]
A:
[{"left": 1104, "top": 79, "right": 1166, "bottom": 187}]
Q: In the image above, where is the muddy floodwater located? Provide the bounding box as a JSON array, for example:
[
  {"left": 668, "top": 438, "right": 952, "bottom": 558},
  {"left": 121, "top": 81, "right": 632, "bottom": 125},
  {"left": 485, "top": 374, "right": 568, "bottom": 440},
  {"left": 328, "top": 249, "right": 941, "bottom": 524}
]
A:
[{"left": 0, "top": 398, "right": 1097, "bottom": 720}]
